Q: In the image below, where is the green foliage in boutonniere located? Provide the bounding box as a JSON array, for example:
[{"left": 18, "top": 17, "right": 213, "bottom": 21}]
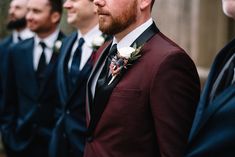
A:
[
  {"left": 108, "top": 43, "right": 143, "bottom": 85},
  {"left": 53, "top": 40, "right": 62, "bottom": 54},
  {"left": 126, "top": 43, "right": 142, "bottom": 65}
]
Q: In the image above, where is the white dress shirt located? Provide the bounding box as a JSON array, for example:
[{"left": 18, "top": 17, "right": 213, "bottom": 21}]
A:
[
  {"left": 12, "top": 28, "right": 34, "bottom": 44},
  {"left": 68, "top": 25, "right": 102, "bottom": 71},
  {"left": 33, "top": 28, "right": 60, "bottom": 70}
]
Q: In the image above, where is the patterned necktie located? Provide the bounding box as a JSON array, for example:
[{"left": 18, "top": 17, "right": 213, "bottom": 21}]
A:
[
  {"left": 95, "top": 44, "right": 117, "bottom": 92},
  {"left": 69, "top": 37, "right": 85, "bottom": 89}
]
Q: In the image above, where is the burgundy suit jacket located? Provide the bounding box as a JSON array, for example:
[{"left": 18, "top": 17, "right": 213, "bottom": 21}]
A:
[{"left": 85, "top": 24, "right": 200, "bottom": 157}]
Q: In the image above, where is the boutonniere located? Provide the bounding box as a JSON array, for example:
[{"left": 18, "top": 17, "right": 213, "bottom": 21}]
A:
[
  {"left": 91, "top": 34, "right": 107, "bottom": 51},
  {"left": 53, "top": 40, "right": 62, "bottom": 54},
  {"left": 108, "top": 43, "right": 143, "bottom": 85}
]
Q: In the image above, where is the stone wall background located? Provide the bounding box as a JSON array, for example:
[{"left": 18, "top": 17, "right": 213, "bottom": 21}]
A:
[{"left": 153, "top": 0, "right": 235, "bottom": 84}]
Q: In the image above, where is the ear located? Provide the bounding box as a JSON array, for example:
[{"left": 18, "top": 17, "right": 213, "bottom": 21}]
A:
[
  {"left": 51, "top": 12, "right": 61, "bottom": 24},
  {"left": 140, "top": 0, "right": 152, "bottom": 10}
]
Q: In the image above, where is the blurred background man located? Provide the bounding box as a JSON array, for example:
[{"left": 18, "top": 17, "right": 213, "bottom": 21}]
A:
[
  {"left": 0, "top": 0, "right": 65, "bottom": 156},
  {"left": 185, "top": 0, "right": 235, "bottom": 156},
  {"left": 49, "top": 0, "right": 108, "bottom": 157},
  {"left": 6, "top": 0, "right": 33, "bottom": 43},
  {"left": 0, "top": 0, "right": 34, "bottom": 111},
  {"left": 0, "top": 0, "right": 33, "bottom": 156}
]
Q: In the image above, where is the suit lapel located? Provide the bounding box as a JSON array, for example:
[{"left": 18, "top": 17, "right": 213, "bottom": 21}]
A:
[
  {"left": 86, "top": 42, "right": 112, "bottom": 122},
  {"left": 68, "top": 55, "right": 93, "bottom": 102},
  {"left": 87, "top": 23, "right": 160, "bottom": 135},
  {"left": 57, "top": 33, "right": 77, "bottom": 104}
]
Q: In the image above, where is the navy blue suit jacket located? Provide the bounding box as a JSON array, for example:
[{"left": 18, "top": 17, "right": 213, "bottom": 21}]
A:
[
  {"left": 0, "top": 35, "right": 13, "bottom": 115},
  {"left": 0, "top": 32, "right": 65, "bottom": 152},
  {"left": 49, "top": 32, "right": 94, "bottom": 157},
  {"left": 185, "top": 38, "right": 235, "bottom": 157}
]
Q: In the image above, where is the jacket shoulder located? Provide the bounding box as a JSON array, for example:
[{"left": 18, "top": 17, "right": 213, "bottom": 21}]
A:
[{"left": 0, "top": 35, "right": 13, "bottom": 48}]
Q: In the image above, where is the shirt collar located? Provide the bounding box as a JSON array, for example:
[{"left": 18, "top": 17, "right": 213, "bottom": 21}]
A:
[
  {"left": 12, "top": 28, "right": 34, "bottom": 43},
  {"left": 19, "top": 28, "right": 34, "bottom": 40},
  {"left": 77, "top": 25, "right": 102, "bottom": 47},
  {"left": 34, "top": 28, "right": 60, "bottom": 49},
  {"left": 113, "top": 18, "right": 153, "bottom": 49}
]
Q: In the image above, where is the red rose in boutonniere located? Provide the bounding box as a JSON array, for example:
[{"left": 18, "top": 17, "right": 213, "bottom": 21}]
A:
[{"left": 108, "top": 43, "right": 143, "bottom": 85}]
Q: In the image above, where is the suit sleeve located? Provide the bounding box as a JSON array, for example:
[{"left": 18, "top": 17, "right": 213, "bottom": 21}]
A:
[{"left": 150, "top": 51, "right": 200, "bottom": 157}]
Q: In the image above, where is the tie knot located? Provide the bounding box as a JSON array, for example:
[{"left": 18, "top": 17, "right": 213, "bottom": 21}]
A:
[
  {"left": 78, "top": 37, "right": 85, "bottom": 48},
  {"left": 109, "top": 44, "right": 117, "bottom": 57},
  {"left": 39, "top": 41, "right": 47, "bottom": 49}
]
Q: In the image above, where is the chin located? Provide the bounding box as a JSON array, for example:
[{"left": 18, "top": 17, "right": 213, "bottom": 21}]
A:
[{"left": 67, "top": 19, "right": 75, "bottom": 25}]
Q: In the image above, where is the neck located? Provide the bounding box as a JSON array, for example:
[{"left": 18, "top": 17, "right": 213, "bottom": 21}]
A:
[
  {"left": 115, "top": 15, "right": 151, "bottom": 42},
  {"left": 77, "top": 19, "right": 98, "bottom": 36},
  {"left": 37, "top": 25, "right": 57, "bottom": 39}
]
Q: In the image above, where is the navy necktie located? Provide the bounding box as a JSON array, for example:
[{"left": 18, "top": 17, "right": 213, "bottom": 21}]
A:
[
  {"left": 37, "top": 41, "right": 47, "bottom": 74},
  {"left": 37, "top": 41, "right": 47, "bottom": 88},
  {"left": 69, "top": 37, "right": 85, "bottom": 89},
  {"left": 17, "top": 35, "right": 22, "bottom": 42}
]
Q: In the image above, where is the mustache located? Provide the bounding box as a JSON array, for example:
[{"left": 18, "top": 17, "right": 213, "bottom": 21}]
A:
[{"left": 97, "top": 9, "right": 110, "bottom": 15}]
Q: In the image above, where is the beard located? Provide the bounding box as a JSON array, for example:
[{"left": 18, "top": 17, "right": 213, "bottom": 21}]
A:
[
  {"left": 7, "top": 17, "right": 27, "bottom": 30},
  {"left": 98, "top": 0, "right": 137, "bottom": 35}
]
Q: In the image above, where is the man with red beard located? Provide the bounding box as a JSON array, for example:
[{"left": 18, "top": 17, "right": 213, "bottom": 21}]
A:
[
  {"left": 85, "top": 0, "right": 200, "bottom": 157},
  {"left": 0, "top": 0, "right": 65, "bottom": 156}
]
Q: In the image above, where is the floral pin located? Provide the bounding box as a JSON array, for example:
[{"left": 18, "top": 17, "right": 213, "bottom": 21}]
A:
[
  {"left": 108, "top": 43, "right": 143, "bottom": 85},
  {"left": 91, "top": 34, "right": 107, "bottom": 51},
  {"left": 53, "top": 40, "right": 62, "bottom": 54}
]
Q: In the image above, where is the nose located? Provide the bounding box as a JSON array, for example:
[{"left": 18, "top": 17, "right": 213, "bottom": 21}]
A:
[
  {"left": 93, "top": 0, "right": 105, "bottom": 7},
  {"left": 63, "top": 0, "right": 72, "bottom": 9},
  {"left": 9, "top": 7, "right": 14, "bottom": 15}
]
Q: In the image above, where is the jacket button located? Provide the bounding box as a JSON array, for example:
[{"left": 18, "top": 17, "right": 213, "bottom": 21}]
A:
[{"left": 87, "top": 136, "right": 94, "bottom": 142}]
